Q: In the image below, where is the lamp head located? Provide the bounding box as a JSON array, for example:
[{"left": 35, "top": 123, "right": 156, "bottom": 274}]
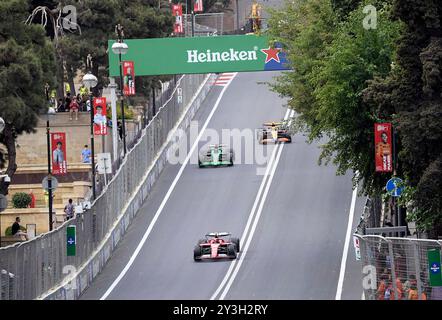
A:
[
  {"left": 111, "top": 42, "right": 129, "bottom": 55},
  {"left": 82, "top": 72, "right": 98, "bottom": 89}
]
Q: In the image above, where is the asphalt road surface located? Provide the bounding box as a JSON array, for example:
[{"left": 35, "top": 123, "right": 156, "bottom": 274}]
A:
[{"left": 80, "top": 70, "right": 365, "bottom": 300}]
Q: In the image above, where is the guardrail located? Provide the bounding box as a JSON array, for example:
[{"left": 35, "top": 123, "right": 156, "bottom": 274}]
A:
[{"left": 0, "top": 73, "right": 215, "bottom": 300}]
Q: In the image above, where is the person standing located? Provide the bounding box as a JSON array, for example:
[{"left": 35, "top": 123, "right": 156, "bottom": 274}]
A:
[
  {"left": 64, "top": 199, "right": 75, "bottom": 220},
  {"left": 81, "top": 145, "right": 91, "bottom": 163}
]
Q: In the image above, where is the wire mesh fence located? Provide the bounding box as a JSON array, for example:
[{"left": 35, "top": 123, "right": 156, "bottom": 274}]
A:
[
  {"left": 0, "top": 73, "right": 209, "bottom": 300},
  {"left": 356, "top": 234, "right": 442, "bottom": 300},
  {"left": 184, "top": 13, "right": 225, "bottom": 36}
]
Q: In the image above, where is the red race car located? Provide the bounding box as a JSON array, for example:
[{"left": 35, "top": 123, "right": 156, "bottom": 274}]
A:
[{"left": 194, "top": 232, "right": 240, "bottom": 261}]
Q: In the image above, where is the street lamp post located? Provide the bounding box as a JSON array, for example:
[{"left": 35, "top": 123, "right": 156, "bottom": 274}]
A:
[
  {"left": 112, "top": 25, "right": 129, "bottom": 157},
  {"left": 82, "top": 72, "right": 98, "bottom": 200},
  {"left": 45, "top": 84, "right": 55, "bottom": 231},
  {"left": 0, "top": 117, "right": 5, "bottom": 246}
]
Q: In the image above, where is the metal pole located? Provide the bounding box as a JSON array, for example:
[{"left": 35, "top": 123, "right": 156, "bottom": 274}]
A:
[
  {"left": 118, "top": 53, "right": 127, "bottom": 156},
  {"left": 236, "top": 0, "right": 239, "bottom": 31},
  {"left": 90, "top": 94, "right": 96, "bottom": 200},
  {"left": 191, "top": 10, "right": 195, "bottom": 37},
  {"left": 109, "top": 78, "right": 118, "bottom": 162},
  {"left": 152, "top": 87, "right": 156, "bottom": 116},
  {"left": 46, "top": 118, "right": 53, "bottom": 231}
]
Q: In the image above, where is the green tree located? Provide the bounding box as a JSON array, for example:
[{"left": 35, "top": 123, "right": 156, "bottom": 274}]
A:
[
  {"left": 363, "top": 0, "right": 442, "bottom": 235},
  {"left": 268, "top": 0, "right": 401, "bottom": 194},
  {"left": 0, "top": 0, "right": 56, "bottom": 195},
  {"left": 310, "top": 1, "right": 402, "bottom": 194}
]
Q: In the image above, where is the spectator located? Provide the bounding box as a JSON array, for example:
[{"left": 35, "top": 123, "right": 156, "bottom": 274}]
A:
[
  {"left": 29, "top": 190, "right": 36, "bottom": 208},
  {"left": 76, "top": 94, "right": 84, "bottom": 111},
  {"left": 69, "top": 98, "right": 79, "bottom": 120},
  {"left": 118, "top": 121, "right": 123, "bottom": 140},
  {"left": 81, "top": 145, "right": 91, "bottom": 163},
  {"left": 65, "top": 92, "right": 72, "bottom": 110},
  {"left": 57, "top": 98, "right": 66, "bottom": 112},
  {"left": 79, "top": 84, "right": 89, "bottom": 100},
  {"left": 11, "top": 217, "right": 28, "bottom": 240},
  {"left": 377, "top": 274, "right": 403, "bottom": 300},
  {"left": 407, "top": 276, "right": 427, "bottom": 300},
  {"left": 64, "top": 199, "right": 75, "bottom": 220}
]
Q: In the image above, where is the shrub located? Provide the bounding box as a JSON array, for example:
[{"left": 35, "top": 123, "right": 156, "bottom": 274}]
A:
[{"left": 12, "top": 192, "right": 32, "bottom": 208}]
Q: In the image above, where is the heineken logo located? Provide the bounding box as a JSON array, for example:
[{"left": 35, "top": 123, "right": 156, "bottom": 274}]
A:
[{"left": 187, "top": 49, "right": 258, "bottom": 63}]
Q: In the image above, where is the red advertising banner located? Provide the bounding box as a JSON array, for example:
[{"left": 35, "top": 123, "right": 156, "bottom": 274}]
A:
[
  {"left": 93, "top": 97, "right": 107, "bottom": 135},
  {"left": 374, "top": 123, "right": 393, "bottom": 172},
  {"left": 123, "top": 61, "right": 135, "bottom": 96},
  {"left": 194, "top": 0, "right": 203, "bottom": 12},
  {"left": 172, "top": 4, "right": 183, "bottom": 34},
  {"left": 51, "top": 132, "right": 67, "bottom": 175}
]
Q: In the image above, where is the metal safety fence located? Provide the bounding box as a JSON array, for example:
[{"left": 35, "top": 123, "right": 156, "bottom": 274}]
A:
[
  {"left": 355, "top": 235, "right": 442, "bottom": 300},
  {"left": 0, "top": 73, "right": 211, "bottom": 300},
  {"left": 184, "top": 13, "right": 225, "bottom": 36}
]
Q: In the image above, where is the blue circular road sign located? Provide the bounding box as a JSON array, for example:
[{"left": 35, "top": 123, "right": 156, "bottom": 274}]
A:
[{"left": 386, "top": 177, "right": 404, "bottom": 197}]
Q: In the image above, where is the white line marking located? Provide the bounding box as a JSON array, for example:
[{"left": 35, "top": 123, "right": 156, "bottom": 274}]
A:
[
  {"left": 100, "top": 73, "right": 237, "bottom": 300},
  {"left": 220, "top": 125, "right": 287, "bottom": 300},
  {"left": 335, "top": 184, "right": 358, "bottom": 300},
  {"left": 210, "top": 109, "right": 293, "bottom": 300}
]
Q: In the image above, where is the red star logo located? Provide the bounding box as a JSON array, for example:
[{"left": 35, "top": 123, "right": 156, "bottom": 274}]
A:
[{"left": 260, "top": 47, "right": 281, "bottom": 63}]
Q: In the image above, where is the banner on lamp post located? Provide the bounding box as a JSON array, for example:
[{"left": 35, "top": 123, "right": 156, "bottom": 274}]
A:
[
  {"left": 51, "top": 132, "right": 67, "bottom": 175},
  {"left": 123, "top": 61, "right": 135, "bottom": 96},
  {"left": 194, "top": 0, "right": 203, "bottom": 12},
  {"left": 93, "top": 97, "right": 107, "bottom": 135},
  {"left": 374, "top": 123, "right": 393, "bottom": 173},
  {"left": 172, "top": 4, "right": 183, "bottom": 34}
]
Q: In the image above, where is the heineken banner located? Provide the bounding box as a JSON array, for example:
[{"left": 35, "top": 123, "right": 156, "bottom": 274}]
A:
[{"left": 108, "top": 35, "right": 290, "bottom": 76}]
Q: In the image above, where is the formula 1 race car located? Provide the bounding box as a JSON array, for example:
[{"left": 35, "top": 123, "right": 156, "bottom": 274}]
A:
[
  {"left": 257, "top": 121, "right": 292, "bottom": 144},
  {"left": 198, "top": 144, "right": 234, "bottom": 168},
  {"left": 194, "top": 232, "right": 240, "bottom": 261}
]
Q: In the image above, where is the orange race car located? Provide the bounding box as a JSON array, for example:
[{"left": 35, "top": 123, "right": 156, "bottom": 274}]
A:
[{"left": 257, "top": 121, "right": 292, "bottom": 144}]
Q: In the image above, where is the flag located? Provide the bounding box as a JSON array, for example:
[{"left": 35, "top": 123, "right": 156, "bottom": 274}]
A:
[
  {"left": 93, "top": 97, "right": 107, "bottom": 135},
  {"left": 374, "top": 123, "right": 393, "bottom": 172},
  {"left": 194, "top": 0, "right": 203, "bottom": 12},
  {"left": 51, "top": 132, "right": 67, "bottom": 175},
  {"left": 172, "top": 4, "right": 184, "bottom": 34}
]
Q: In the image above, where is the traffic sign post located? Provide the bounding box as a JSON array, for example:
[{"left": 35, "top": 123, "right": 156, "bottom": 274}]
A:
[
  {"left": 67, "top": 225, "right": 76, "bottom": 256},
  {"left": 386, "top": 177, "right": 404, "bottom": 197},
  {"left": 42, "top": 175, "right": 58, "bottom": 191},
  {"left": 386, "top": 177, "right": 405, "bottom": 228},
  {"left": 428, "top": 249, "right": 442, "bottom": 287}
]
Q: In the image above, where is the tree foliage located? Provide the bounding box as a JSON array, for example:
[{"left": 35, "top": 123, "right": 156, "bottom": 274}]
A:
[
  {"left": 363, "top": 0, "right": 442, "bottom": 234},
  {"left": 268, "top": 0, "right": 401, "bottom": 193},
  {"left": 0, "top": 0, "right": 56, "bottom": 194}
]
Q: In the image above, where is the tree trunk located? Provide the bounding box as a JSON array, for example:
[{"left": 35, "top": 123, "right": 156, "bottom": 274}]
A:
[
  {"left": 68, "top": 69, "right": 76, "bottom": 97},
  {"left": 0, "top": 124, "right": 17, "bottom": 195},
  {"left": 92, "top": 63, "right": 100, "bottom": 97},
  {"left": 56, "top": 53, "right": 65, "bottom": 101}
]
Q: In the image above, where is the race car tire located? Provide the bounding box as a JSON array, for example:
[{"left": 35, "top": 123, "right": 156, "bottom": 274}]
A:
[
  {"left": 231, "top": 237, "right": 240, "bottom": 252},
  {"left": 197, "top": 239, "right": 206, "bottom": 245},
  {"left": 227, "top": 244, "right": 237, "bottom": 259},
  {"left": 194, "top": 245, "right": 202, "bottom": 261},
  {"left": 198, "top": 159, "right": 204, "bottom": 168},
  {"left": 280, "top": 133, "right": 292, "bottom": 143}
]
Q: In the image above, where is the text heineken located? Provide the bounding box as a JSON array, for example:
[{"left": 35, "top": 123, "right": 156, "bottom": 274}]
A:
[{"left": 187, "top": 49, "right": 258, "bottom": 63}]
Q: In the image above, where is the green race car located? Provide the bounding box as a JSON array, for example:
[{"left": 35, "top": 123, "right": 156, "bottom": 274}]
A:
[{"left": 198, "top": 144, "right": 234, "bottom": 168}]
